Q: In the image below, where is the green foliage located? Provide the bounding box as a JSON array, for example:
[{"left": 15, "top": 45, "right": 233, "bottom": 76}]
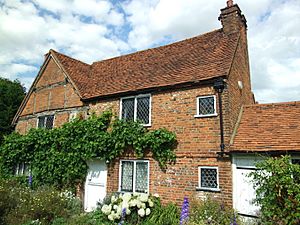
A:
[
  {"left": 188, "top": 196, "right": 241, "bottom": 225},
  {"left": 249, "top": 155, "right": 300, "bottom": 225},
  {"left": 0, "top": 111, "right": 176, "bottom": 188},
  {"left": 0, "top": 179, "right": 81, "bottom": 225},
  {"left": 142, "top": 202, "right": 180, "bottom": 225},
  {"left": 0, "top": 78, "right": 26, "bottom": 144}
]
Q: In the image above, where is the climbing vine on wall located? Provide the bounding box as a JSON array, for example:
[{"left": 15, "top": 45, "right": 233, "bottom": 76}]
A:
[{"left": 0, "top": 111, "right": 177, "bottom": 188}]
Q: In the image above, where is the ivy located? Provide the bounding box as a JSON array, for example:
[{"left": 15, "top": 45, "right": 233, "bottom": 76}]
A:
[{"left": 0, "top": 111, "right": 176, "bottom": 189}]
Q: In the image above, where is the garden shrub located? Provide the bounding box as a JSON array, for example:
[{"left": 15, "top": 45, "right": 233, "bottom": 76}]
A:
[
  {"left": 187, "top": 196, "right": 241, "bottom": 225},
  {"left": 250, "top": 155, "right": 300, "bottom": 225},
  {"left": 0, "top": 179, "right": 81, "bottom": 225}
]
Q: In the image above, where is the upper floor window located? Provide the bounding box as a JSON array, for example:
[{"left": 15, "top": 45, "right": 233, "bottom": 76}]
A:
[
  {"left": 119, "top": 160, "right": 149, "bottom": 193},
  {"left": 195, "top": 95, "right": 217, "bottom": 117},
  {"left": 38, "top": 115, "right": 54, "bottom": 129},
  {"left": 120, "top": 95, "right": 151, "bottom": 126},
  {"left": 198, "top": 166, "right": 219, "bottom": 191}
]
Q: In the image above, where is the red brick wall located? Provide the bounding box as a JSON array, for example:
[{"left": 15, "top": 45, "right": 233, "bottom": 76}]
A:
[{"left": 90, "top": 86, "right": 234, "bottom": 206}]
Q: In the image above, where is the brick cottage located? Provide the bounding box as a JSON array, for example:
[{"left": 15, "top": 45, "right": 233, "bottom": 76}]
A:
[{"left": 12, "top": 1, "right": 300, "bottom": 218}]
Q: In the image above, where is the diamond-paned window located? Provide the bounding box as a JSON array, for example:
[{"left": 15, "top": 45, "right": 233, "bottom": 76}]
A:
[
  {"left": 135, "top": 162, "right": 149, "bottom": 193},
  {"left": 199, "top": 167, "right": 219, "bottom": 190},
  {"left": 121, "top": 161, "right": 134, "bottom": 192},
  {"left": 196, "top": 95, "right": 216, "bottom": 117},
  {"left": 120, "top": 160, "right": 149, "bottom": 193},
  {"left": 136, "top": 97, "right": 150, "bottom": 124},
  {"left": 14, "top": 162, "right": 30, "bottom": 176},
  {"left": 38, "top": 115, "right": 54, "bottom": 129},
  {"left": 121, "top": 95, "right": 151, "bottom": 125},
  {"left": 121, "top": 98, "right": 135, "bottom": 121}
]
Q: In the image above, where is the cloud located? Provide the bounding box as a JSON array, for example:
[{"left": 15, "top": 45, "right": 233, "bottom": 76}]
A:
[
  {"left": 0, "top": 0, "right": 128, "bottom": 86},
  {"left": 0, "top": 0, "right": 299, "bottom": 103}
]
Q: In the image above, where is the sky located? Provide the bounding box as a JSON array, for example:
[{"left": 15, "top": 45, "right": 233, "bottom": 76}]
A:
[{"left": 0, "top": 0, "right": 299, "bottom": 103}]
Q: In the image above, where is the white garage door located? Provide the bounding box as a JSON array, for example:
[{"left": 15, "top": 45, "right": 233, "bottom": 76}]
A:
[
  {"left": 232, "top": 155, "right": 264, "bottom": 217},
  {"left": 84, "top": 160, "right": 107, "bottom": 212}
]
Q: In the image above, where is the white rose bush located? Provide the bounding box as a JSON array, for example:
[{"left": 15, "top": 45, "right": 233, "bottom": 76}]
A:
[{"left": 101, "top": 192, "right": 159, "bottom": 223}]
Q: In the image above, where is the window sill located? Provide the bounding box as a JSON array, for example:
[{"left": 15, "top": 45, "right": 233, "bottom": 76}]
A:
[
  {"left": 196, "top": 187, "right": 221, "bottom": 192},
  {"left": 194, "top": 113, "right": 218, "bottom": 118}
]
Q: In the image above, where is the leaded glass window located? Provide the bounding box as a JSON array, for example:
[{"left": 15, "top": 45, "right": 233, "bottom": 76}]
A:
[
  {"left": 120, "top": 160, "right": 149, "bottom": 193},
  {"left": 196, "top": 95, "right": 216, "bottom": 116},
  {"left": 121, "top": 161, "right": 134, "bottom": 192},
  {"left": 135, "top": 162, "right": 148, "bottom": 193},
  {"left": 136, "top": 97, "right": 150, "bottom": 124},
  {"left": 14, "top": 162, "right": 30, "bottom": 176},
  {"left": 38, "top": 115, "right": 54, "bottom": 129},
  {"left": 121, "top": 98, "right": 135, "bottom": 121},
  {"left": 120, "top": 95, "right": 151, "bottom": 125},
  {"left": 199, "top": 167, "right": 219, "bottom": 190}
]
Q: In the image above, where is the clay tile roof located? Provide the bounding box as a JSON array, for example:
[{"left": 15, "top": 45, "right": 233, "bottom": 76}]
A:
[
  {"left": 52, "top": 29, "right": 239, "bottom": 100},
  {"left": 230, "top": 102, "right": 300, "bottom": 152}
]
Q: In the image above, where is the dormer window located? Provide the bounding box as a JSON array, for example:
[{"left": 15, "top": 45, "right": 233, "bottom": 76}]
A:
[
  {"left": 120, "top": 94, "right": 151, "bottom": 126},
  {"left": 195, "top": 95, "right": 217, "bottom": 118},
  {"left": 38, "top": 115, "right": 54, "bottom": 129}
]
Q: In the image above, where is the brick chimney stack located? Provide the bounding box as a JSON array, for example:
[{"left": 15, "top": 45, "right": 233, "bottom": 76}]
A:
[{"left": 218, "top": 1, "right": 247, "bottom": 35}]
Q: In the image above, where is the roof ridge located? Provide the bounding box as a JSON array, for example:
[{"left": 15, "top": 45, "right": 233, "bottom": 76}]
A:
[
  {"left": 244, "top": 101, "right": 300, "bottom": 108},
  {"left": 50, "top": 49, "right": 91, "bottom": 66},
  {"left": 92, "top": 28, "right": 224, "bottom": 66}
]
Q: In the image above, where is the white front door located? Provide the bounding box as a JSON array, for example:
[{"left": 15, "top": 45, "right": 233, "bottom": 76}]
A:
[
  {"left": 84, "top": 160, "right": 107, "bottom": 212},
  {"left": 232, "top": 155, "right": 265, "bottom": 218}
]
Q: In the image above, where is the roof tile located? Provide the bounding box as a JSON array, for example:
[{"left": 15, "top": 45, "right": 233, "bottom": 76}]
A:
[
  {"left": 52, "top": 29, "right": 239, "bottom": 99},
  {"left": 231, "top": 102, "right": 300, "bottom": 152}
]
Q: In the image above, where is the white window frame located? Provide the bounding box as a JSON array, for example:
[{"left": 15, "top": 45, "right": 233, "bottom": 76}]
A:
[
  {"left": 198, "top": 166, "right": 220, "bottom": 191},
  {"left": 37, "top": 115, "right": 55, "bottom": 129},
  {"left": 69, "top": 111, "right": 78, "bottom": 122},
  {"left": 119, "top": 94, "right": 152, "bottom": 126},
  {"left": 194, "top": 95, "right": 217, "bottom": 118},
  {"left": 118, "top": 160, "right": 150, "bottom": 193},
  {"left": 14, "top": 162, "right": 30, "bottom": 176}
]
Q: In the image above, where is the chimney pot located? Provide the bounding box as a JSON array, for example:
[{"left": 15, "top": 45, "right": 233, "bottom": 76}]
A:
[{"left": 227, "top": 0, "right": 234, "bottom": 7}]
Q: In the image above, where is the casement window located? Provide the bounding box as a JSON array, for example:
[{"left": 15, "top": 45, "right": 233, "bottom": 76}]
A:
[
  {"left": 120, "top": 95, "right": 151, "bottom": 126},
  {"left": 119, "top": 160, "right": 149, "bottom": 193},
  {"left": 195, "top": 95, "right": 217, "bottom": 117},
  {"left": 69, "top": 112, "right": 78, "bottom": 122},
  {"left": 14, "top": 162, "right": 30, "bottom": 176},
  {"left": 198, "top": 166, "right": 219, "bottom": 191},
  {"left": 38, "top": 115, "right": 54, "bottom": 129}
]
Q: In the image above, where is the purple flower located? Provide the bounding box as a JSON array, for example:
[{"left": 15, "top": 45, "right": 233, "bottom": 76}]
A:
[
  {"left": 180, "top": 197, "right": 189, "bottom": 225},
  {"left": 230, "top": 212, "right": 238, "bottom": 225},
  {"left": 28, "top": 175, "right": 32, "bottom": 187},
  {"left": 118, "top": 208, "right": 126, "bottom": 225}
]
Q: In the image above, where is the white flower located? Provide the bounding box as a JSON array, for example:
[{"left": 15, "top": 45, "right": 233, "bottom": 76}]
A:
[
  {"left": 129, "top": 199, "right": 137, "bottom": 207},
  {"left": 101, "top": 204, "right": 112, "bottom": 215},
  {"left": 111, "top": 195, "right": 117, "bottom": 203},
  {"left": 138, "top": 208, "right": 145, "bottom": 217},
  {"left": 146, "top": 208, "right": 151, "bottom": 216},
  {"left": 126, "top": 208, "right": 131, "bottom": 215},
  {"left": 139, "top": 193, "right": 149, "bottom": 202},
  {"left": 153, "top": 193, "right": 159, "bottom": 198},
  {"left": 113, "top": 205, "right": 118, "bottom": 210},
  {"left": 148, "top": 199, "right": 154, "bottom": 207},
  {"left": 122, "top": 201, "right": 129, "bottom": 209},
  {"left": 122, "top": 193, "right": 132, "bottom": 202},
  {"left": 141, "top": 203, "right": 146, "bottom": 209},
  {"left": 136, "top": 200, "right": 143, "bottom": 208},
  {"left": 108, "top": 214, "right": 114, "bottom": 221}
]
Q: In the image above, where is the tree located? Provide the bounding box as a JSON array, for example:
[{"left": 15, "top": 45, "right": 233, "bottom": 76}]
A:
[
  {"left": 250, "top": 156, "right": 300, "bottom": 225},
  {"left": 0, "top": 77, "right": 26, "bottom": 143}
]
